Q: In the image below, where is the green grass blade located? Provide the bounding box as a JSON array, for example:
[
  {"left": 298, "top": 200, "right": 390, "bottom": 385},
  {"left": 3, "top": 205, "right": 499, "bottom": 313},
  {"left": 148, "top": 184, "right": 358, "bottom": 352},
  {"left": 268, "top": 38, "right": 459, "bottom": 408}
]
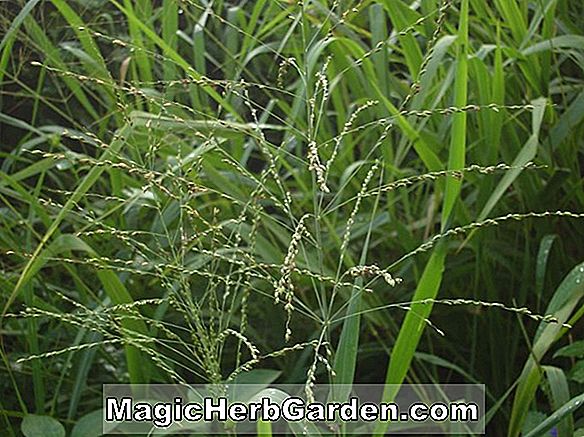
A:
[
  {"left": 369, "top": 4, "right": 390, "bottom": 99},
  {"left": 256, "top": 419, "right": 272, "bottom": 437},
  {"left": 331, "top": 172, "right": 382, "bottom": 401},
  {"left": 0, "top": 0, "right": 41, "bottom": 52},
  {"left": 373, "top": 241, "right": 447, "bottom": 436},
  {"left": 477, "top": 97, "right": 547, "bottom": 221},
  {"left": 161, "top": 0, "right": 178, "bottom": 84},
  {"left": 543, "top": 366, "right": 573, "bottom": 437},
  {"left": 0, "top": 0, "right": 41, "bottom": 86},
  {"left": 128, "top": 110, "right": 286, "bottom": 136},
  {"left": 535, "top": 235, "right": 557, "bottom": 306},
  {"left": 121, "top": 0, "right": 153, "bottom": 83},
  {"left": 49, "top": 0, "right": 110, "bottom": 79},
  {"left": 441, "top": 0, "right": 469, "bottom": 229},
  {"left": 374, "top": 3, "right": 468, "bottom": 432},
  {"left": 523, "top": 392, "right": 584, "bottom": 437},
  {"left": 508, "top": 261, "right": 584, "bottom": 437}
]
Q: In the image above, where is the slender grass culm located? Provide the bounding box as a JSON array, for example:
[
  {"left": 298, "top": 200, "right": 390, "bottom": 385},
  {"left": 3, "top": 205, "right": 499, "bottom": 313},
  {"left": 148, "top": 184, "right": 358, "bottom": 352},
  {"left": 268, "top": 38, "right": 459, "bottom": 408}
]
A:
[{"left": 1, "top": 0, "right": 583, "bottom": 436}]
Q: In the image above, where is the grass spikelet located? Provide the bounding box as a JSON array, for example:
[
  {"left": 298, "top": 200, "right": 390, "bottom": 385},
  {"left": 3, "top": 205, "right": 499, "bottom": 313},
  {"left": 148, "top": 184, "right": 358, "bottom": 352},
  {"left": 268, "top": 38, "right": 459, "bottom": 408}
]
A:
[
  {"left": 307, "top": 141, "right": 330, "bottom": 193},
  {"left": 275, "top": 214, "right": 310, "bottom": 342},
  {"left": 347, "top": 264, "right": 402, "bottom": 287}
]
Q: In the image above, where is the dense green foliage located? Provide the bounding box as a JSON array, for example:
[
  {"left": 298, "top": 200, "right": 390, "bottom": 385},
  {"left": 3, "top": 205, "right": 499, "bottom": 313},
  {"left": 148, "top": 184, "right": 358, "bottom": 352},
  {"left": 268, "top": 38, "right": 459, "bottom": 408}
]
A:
[{"left": 1, "top": 0, "right": 584, "bottom": 435}]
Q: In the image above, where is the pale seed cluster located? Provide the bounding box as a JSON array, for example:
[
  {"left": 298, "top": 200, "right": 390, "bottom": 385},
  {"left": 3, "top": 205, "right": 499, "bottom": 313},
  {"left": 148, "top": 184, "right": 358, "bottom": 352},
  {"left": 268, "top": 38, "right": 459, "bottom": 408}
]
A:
[
  {"left": 348, "top": 264, "right": 402, "bottom": 287},
  {"left": 307, "top": 141, "right": 330, "bottom": 193},
  {"left": 275, "top": 215, "right": 310, "bottom": 341}
]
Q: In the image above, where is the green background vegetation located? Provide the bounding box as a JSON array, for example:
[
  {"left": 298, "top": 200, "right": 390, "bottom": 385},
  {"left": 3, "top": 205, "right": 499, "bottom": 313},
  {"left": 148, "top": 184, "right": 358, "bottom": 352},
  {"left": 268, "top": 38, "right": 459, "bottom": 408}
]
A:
[{"left": 1, "top": 0, "right": 583, "bottom": 435}]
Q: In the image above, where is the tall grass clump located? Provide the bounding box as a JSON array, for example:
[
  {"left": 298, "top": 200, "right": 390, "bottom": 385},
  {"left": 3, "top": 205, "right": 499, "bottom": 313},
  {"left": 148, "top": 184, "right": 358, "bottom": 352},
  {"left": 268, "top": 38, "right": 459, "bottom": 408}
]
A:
[{"left": 1, "top": 0, "right": 584, "bottom": 435}]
